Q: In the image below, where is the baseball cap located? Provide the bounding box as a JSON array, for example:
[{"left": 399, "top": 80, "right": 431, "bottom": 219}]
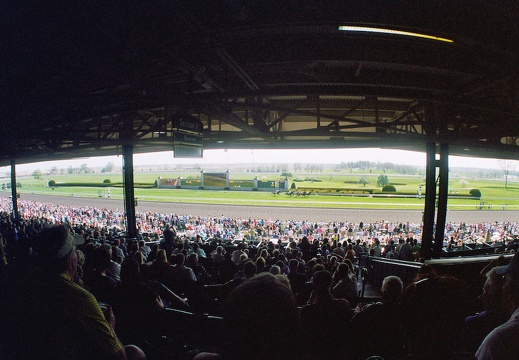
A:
[{"left": 496, "top": 252, "right": 519, "bottom": 278}]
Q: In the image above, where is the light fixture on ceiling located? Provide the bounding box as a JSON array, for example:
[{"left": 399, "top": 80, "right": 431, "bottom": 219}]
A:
[{"left": 338, "top": 25, "right": 454, "bottom": 43}]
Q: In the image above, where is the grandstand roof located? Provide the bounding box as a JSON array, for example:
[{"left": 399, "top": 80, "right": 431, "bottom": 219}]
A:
[{"left": 2, "top": 1, "right": 519, "bottom": 166}]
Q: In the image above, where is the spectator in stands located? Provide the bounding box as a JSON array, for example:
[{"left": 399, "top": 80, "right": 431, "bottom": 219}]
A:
[
  {"left": 299, "top": 236, "right": 312, "bottom": 251},
  {"left": 112, "top": 258, "right": 165, "bottom": 344},
  {"left": 102, "top": 243, "right": 121, "bottom": 282},
  {"left": 133, "top": 251, "right": 149, "bottom": 279},
  {"left": 476, "top": 252, "right": 519, "bottom": 359},
  {"left": 459, "top": 267, "right": 508, "bottom": 354},
  {"left": 371, "top": 238, "right": 382, "bottom": 257},
  {"left": 195, "top": 273, "right": 303, "bottom": 360},
  {"left": 88, "top": 247, "right": 117, "bottom": 304},
  {"left": 331, "top": 260, "right": 358, "bottom": 306},
  {"left": 287, "top": 258, "right": 307, "bottom": 295},
  {"left": 268, "top": 264, "right": 281, "bottom": 275},
  {"left": 332, "top": 241, "right": 345, "bottom": 258},
  {"left": 350, "top": 275, "right": 406, "bottom": 360},
  {"left": 411, "top": 238, "right": 420, "bottom": 254},
  {"left": 255, "top": 255, "right": 266, "bottom": 273},
  {"left": 163, "top": 253, "right": 197, "bottom": 294},
  {"left": 147, "top": 243, "right": 160, "bottom": 263},
  {"left": 118, "top": 238, "right": 129, "bottom": 257},
  {"left": 210, "top": 245, "right": 226, "bottom": 264},
  {"left": 479, "top": 255, "right": 507, "bottom": 277},
  {"left": 344, "top": 249, "right": 356, "bottom": 264},
  {"left": 148, "top": 249, "right": 170, "bottom": 283},
  {"left": 190, "top": 242, "right": 207, "bottom": 259},
  {"left": 1, "top": 225, "right": 145, "bottom": 359},
  {"left": 112, "top": 239, "right": 125, "bottom": 259},
  {"left": 231, "top": 242, "right": 247, "bottom": 265},
  {"left": 383, "top": 239, "right": 396, "bottom": 257},
  {"left": 74, "top": 248, "right": 86, "bottom": 286},
  {"left": 138, "top": 240, "right": 151, "bottom": 259},
  {"left": 401, "top": 275, "right": 469, "bottom": 358},
  {"left": 352, "top": 239, "right": 363, "bottom": 256},
  {"left": 125, "top": 240, "right": 137, "bottom": 258},
  {"left": 187, "top": 252, "right": 211, "bottom": 284},
  {"left": 397, "top": 238, "right": 413, "bottom": 261},
  {"left": 300, "top": 270, "right": 352, "bottom": 359},
  {"left": 412, "top": 263, "right": 437, "bottom": 282},
  {"left": 163, "top": 224, "right": 176, "bottom": 256}
]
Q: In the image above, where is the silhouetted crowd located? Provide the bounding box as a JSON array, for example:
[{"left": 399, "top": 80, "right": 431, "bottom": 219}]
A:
[{"left": 1, "top": 198, "right": 519, "bottom": 359}]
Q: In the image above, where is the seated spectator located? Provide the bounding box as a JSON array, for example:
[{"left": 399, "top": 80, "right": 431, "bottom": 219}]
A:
[
  {"left": 269, "top": 264, "right": 281, "bottom": 275},
  {"left": 232, "top": 258, "right": 257, "bottom": 281},
  {"left": 146, "top": 243, "right": 160, "bottom": 263},
  {"left": 103, "top": 244, "right": 121, "bottom": 283},
  {"left": 371, "top": 238, "right": 382, "bottom": 257},
  {"left": 332, "top": 261, "right": 358, "bottom": 306},
  {"left": 163, "top": 253, "right": 197, "bottom": 295},
  {"left": 210, "top": 245, "right": 226, "bottom": 264},
  {"left": 287, "top": 259, "right": 307, "bottom": 295},
  {"left": 88, "top": 247, "right": 117, "bottom": 304},
  {"left": 163, "top": 224, "right": 176, "bottom": 255},
  {"left": 331, "top": 241, "right": 345, "bottom": 258},
  {"left": 413, "top": 263, "right": 438, "bottom": 282},
  {"left": 352, "top": 239, "right": 363, "bottom": 256},
  {"left": 254, "top": 255, "right": 266, "bottom": 273},
  {"left": 1, "top": 225, "right": 145, "bottom": 359},
  {"left": 190, "top": 242, "right": 207, "bottom": 259},
  {"left": 187, "top": 252, "right": 212, "bottom": 284},
  {"left": 401, "top": 275, "right": 470, "bottom": 358},
  {"left": 134, "top": 251, "right": 150, "bottom": 279},
  {"left": 113, "top": 238, "right": 125, "bottom": 259},
  {"left": 344, "top": 249, "right": 356, "bottom": 264},
  {"left": 350, "top": 275, "right": 406, "bottom": 360},
  {"left": 397, "top": 238, "right": 413, "bottom": 261},
  {"left": 148, "top": 249, "right": 170, "bottom": 283},
  {"left": 138, "top": 240, "right": 151, "bottom": 259},
  {"left": 231, "top": 242, "right": 247, "bottom": 265},
  {"left": 112, "top": 258, "right": 165, "bottom": 344},
  {"left": 476, "top": 252, "right": 519, "bottom": 359},
  {"left": 74, "top": 248, "right": 85, "bottom": 286},
  {"left": 459, "top": 267, "right": 508, "bottom": 354},
  {"left": 300, "top": 270, "right": 353, "bottom": 360},
  {"left": 299, "top": 236, "right": 312, "bottom": 251},
  {"left": 195, "top": 273, "right": 303, "bottom": 360}
]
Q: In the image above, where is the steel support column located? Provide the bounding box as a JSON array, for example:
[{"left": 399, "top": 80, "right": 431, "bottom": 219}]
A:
[
  {"left": 422, "top": 141, "right": 437, "bottom": 259},
  {"left": 122, "top": 144, "right": 137, "bottom": 239},
  {"left": 10, "top": 160, "right": 18, "bottom": 220},
  {"left": 433, "top": 143, "right": 449, "bottom": 257}
]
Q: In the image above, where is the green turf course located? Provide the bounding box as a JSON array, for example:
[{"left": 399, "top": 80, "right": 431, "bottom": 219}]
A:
[{"left": 5, "top": 170, "right": 519, "bottom": 211}]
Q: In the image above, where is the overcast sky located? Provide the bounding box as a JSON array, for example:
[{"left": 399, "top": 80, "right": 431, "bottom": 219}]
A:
[{"left": 2, "top": 148, "right": 516, "bottom": 175}]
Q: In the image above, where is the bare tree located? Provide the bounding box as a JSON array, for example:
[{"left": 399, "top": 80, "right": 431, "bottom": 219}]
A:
[{"left": 499, "top": 160, "right": 515, "bottom": 189}]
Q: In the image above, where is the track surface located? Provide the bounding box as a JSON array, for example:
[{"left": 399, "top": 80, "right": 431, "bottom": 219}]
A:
[{"left": 7, "top": 194, "right": 518, "bottom": 224}]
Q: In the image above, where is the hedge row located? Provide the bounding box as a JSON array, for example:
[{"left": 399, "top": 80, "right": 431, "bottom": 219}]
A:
[{"left": 49, "top": 182, "right": 156, "bottom": 188}]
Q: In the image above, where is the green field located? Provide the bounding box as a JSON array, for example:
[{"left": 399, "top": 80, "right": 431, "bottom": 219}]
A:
[{"left": 4, "top": 170, "right": 519, "bottom": 210}]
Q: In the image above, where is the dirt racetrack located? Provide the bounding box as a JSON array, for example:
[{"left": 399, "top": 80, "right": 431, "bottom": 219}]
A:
[{"left": 7, "top": 194, "right": 518, "bottom": 224}]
